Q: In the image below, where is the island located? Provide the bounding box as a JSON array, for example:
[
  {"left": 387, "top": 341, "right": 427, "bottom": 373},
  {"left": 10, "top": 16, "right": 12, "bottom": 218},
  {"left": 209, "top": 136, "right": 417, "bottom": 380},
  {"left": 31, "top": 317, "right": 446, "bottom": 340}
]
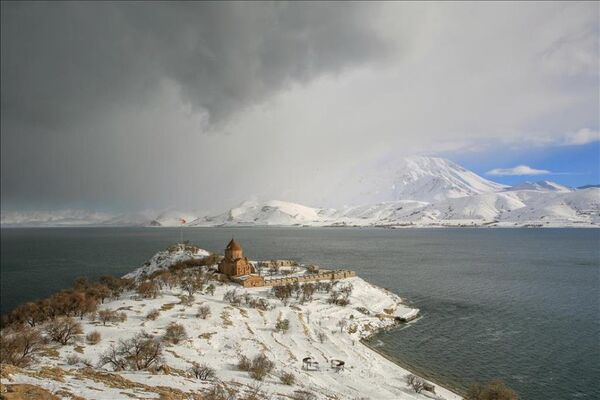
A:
[{"left": 1, "top": 241, "right": 460, "bottom": 400}]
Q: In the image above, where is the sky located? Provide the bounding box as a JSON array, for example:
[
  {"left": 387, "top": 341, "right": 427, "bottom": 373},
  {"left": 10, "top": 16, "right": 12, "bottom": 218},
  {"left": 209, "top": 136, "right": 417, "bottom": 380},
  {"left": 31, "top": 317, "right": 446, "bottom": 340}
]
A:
[{"left": 1, "top": 2, "right": 598, "bottom": 213}]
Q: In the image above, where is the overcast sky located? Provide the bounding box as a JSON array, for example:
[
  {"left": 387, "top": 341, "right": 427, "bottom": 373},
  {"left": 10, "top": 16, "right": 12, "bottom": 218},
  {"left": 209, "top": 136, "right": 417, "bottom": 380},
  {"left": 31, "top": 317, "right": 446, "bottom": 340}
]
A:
[{"left": 1, "top": 2, "right": 598, "bottom": 212}]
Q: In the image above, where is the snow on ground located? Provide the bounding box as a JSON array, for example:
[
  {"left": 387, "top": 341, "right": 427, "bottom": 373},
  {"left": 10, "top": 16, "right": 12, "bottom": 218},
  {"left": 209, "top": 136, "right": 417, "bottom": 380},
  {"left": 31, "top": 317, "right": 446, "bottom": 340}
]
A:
[
  {"left": 123, "top": 243, "right": 210, "bottom": 280},
  {"left": 2, "top": 246, "right": 462, "bottom": 400}
]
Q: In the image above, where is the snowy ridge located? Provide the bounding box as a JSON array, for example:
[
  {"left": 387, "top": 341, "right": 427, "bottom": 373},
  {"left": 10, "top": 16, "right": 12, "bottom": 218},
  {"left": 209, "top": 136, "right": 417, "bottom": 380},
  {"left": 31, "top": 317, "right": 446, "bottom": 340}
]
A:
[
  {"left": 2, "top": 157, "right": 598, "bottom": 228},
  {"left": 123, "top": 243, "right": 211, "bottom": 280},
  {"left": 331, "top": 156, "right": 508, "bottom": 205},
  {"left": 2, "top": 246, "right": 461, "bottom": 400},
  {"left": 505, "top": 180, "right": 572, "bottom": 193}
]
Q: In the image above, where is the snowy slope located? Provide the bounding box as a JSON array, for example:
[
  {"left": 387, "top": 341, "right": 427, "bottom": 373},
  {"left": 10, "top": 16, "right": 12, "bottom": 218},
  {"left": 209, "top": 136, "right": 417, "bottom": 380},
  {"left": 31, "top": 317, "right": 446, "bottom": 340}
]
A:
[
  {"left": 505, "top": 180, "right": 572, "bottom": 193},
  {"left": 2, "top": 246, "right": 461, "bottom": 400},
  {"left": 330, "top": 156, "right": 507, "bottom": 205},
  {"left": 189, "top": 200, "right": 327, "bottom": 226}
]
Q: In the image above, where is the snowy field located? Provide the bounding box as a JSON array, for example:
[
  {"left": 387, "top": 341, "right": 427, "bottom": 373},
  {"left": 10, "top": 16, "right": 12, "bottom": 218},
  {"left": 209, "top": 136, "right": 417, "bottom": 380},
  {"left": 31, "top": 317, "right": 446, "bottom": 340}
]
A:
[{"left": 1, "top": 245, "right": 462, "bottom": 400}]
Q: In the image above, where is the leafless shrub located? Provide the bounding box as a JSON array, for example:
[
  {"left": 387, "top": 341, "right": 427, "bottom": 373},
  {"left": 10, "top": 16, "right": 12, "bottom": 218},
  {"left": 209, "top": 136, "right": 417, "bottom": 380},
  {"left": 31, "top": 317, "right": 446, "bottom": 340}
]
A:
[
  {"left": 247, "top": 297, "right": 272, "bottom": 311},
  {"left": 197, "top": 305, "right": 211, "bottom": 319},
  {"left": 86, "top": 330, "right": 101, "bottom": 345},
  {"left": 97, "top": 309, "right": 126, "bottom": 325},
  {"left": 205, "top": 284, "right": 216, "bottom": 296},
  {"left": 45, "top": 316, "right": 83, "bottom": 345},
  {"left": 317, "top": 331, "right": 327, "bottom": 343},
  {"left": 203, "top": 383, "right": 236, "bottom": 400},
  {"left": 291, "top": 391, "right": 317, "bottom": 400},
  {"left": 272, "top": 285, "right": 293, "bottom": 305},
  {"left": 0, "top": 326, "right": 45, "bottom": 367},
  {"left": 137, "top": 280, "right": 159, "bottom": 299},
  {"left": 146, "top": 309, "right": 160, "bottom": 320},
  {"left": 67, "top": 354, "right": 80, "bottom": 365},
  {"left": 181, "top": 275, "right": 204, "bottom": 296},
  {"left": 179, "top": 294, "right": 195, "bottom": 306},
  {"left": 466, "top": 380, "right": 519, "bottom": 400},
  {"left": 190, "top": 362, "right": 216, "bottom": 380},
  {"left": 164, "top": 322, "right": 187, "bottom": 344},
  {"left": 223, "top": 289, "right": 242, "bottom": 305},
  {"left": 275, "top": 318, "right": 290, "bottom": 333},
  {"left": 406, "top": 374, "right": 424, "bottom": 393},
  {"left": 238, "top": 355, "right": 251, "bottom": 371},
  {"left": 98, "top": 332, "right": 162, "bottom": 371},
  {"left": 248, "top": 354, "right": 274, "bottom": 381},
  {"left": 280, "top": 371, "right": 295, "bottom": 385}
]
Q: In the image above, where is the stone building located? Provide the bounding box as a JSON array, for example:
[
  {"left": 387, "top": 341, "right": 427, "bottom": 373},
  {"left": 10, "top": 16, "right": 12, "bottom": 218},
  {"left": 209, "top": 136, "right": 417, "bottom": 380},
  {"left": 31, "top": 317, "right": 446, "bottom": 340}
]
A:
[{"left": 218, "top": 239, "right": 253, "bottom": 277}]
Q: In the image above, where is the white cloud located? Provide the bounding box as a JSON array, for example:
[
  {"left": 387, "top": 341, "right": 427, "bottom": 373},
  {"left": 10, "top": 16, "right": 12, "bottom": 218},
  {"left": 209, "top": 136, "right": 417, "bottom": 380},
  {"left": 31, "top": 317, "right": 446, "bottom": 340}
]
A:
[
  {"left": 562, "top": 128, "right": 600, "bottom": 146},
  {"left": 487, "top": 165, "right": 551, "bottom": 176}
]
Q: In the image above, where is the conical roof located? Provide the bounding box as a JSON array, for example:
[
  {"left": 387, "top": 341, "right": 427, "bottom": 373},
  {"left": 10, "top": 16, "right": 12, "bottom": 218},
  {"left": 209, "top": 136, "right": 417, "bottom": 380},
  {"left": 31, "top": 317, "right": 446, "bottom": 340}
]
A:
[{"left": 226, "top": 238, "right": 242, "bottom": 251}]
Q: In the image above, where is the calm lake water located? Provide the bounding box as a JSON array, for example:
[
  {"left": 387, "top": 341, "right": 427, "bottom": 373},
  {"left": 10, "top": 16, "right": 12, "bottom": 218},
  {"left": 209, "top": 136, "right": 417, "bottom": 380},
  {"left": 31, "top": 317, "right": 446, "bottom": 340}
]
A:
[{"left": 1, "top": 227, "right": 599, "bottom": 399}]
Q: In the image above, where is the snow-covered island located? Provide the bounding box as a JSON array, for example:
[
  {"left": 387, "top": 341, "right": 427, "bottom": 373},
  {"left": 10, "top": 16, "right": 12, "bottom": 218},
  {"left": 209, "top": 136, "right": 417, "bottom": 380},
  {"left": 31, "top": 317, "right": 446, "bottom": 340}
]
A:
[{"left": 0, "top": 242, "right": 461, "bottom": 400}]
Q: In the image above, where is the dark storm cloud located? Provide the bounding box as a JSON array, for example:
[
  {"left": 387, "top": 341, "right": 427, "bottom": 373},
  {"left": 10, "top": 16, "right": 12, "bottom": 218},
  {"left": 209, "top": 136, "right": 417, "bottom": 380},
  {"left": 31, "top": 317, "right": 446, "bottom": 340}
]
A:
[
  {"left": 1, "top": 2, "right": 387, "bottom": 129},
  {"left": 1, "top": 1, "right": 390, "bottom": 210}
]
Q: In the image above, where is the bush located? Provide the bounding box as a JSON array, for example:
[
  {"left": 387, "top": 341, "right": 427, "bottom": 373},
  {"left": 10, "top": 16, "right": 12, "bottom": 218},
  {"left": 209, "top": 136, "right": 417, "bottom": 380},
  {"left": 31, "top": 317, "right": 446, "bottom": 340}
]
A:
[
  {"left": 67, "top": 354, "right": 80, "bottom": 365},
  {"left": 205, "top": 284, "right": 216, "bottom": 296},
  {"left": 45, "top": 317, "right": 83, "bottom": 345},
  {"left": 248, "top": 354, "right": 274, "bottom": 381},
  {"left": 86, "top": 330, "right": 102, "bottom": 345},
  {"left": 197, "top": 305, "right": 211, "bottom": 319},
  {"left": 406, "top": 374, "right": 424, "bottom": 393},
  {"left": 0, "top": 326, "right": 45, "bottom": 367},
  {"left": 272, "top": 285, "right": 293, "bottom": 305},
  {"left": 223, "top": 289, "right": 242, "bottom": 305},
  {"left": 164, "top": 322, "right": 187, "bottom": 344},
  {"left": 97, "top": 309, "right": 126, "bottom": 325},
  {"left": 291, "top": 391, "right": 317, "bottom": 400},
  {"left": 466, "top": 380, "right": 519, "bottom": 400},
  {"left": 280, "top": 371, "right": 295, "bottom": 385},
  {"left": 146, "top": 309, "right": 160, "bottom": 320},
  {"left": 238, "top": 355, "right": 251, "bottom": 371},
  {"left": 275, "top": 318, "right": 290, "bottom": 333},
  {"left": 137, "top": 281, "right": 159, "bottom": 299},
  {"left": 179, "top": 294, "right": 195, "bottom": 306},
  {"left": 190, "top": 362, "right": 215, "bottom": 380},
  {"left": 99, "top": 332, "right": 162, "bottom": 371}
]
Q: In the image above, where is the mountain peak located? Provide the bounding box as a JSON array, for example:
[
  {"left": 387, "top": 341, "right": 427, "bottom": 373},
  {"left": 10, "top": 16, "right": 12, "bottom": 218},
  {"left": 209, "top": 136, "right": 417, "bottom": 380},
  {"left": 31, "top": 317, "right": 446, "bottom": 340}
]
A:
[{"left": 332, "top": 155, "right": 507, "bottom": 204}]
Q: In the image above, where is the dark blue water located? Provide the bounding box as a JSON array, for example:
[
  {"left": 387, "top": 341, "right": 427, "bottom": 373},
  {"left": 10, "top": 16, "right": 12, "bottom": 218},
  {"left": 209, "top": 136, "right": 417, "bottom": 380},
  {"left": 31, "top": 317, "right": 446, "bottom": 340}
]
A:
[{"left": 1, "top": 227, "right": 599, "bottom": 399}]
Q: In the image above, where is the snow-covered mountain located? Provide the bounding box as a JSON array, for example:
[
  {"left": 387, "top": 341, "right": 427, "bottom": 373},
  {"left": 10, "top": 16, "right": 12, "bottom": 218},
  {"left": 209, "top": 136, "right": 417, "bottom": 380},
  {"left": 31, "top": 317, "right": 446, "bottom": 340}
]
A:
[
  {"left": 2, "top": 157, "right": 598, "bottom": 228},
  {"left": 506, "top": 180, "right": 572, "bottom": 193},
  {"left": 331, "top": 156, "right": 507, "bottom": 204},
  {"left": 189, "top": 200, "right": 329, "bottom": 227}
]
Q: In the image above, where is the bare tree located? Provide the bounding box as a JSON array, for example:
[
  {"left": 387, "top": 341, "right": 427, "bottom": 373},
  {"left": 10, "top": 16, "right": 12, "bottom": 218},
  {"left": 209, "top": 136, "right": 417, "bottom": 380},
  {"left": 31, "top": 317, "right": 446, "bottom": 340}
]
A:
[
  {"left": 0, "top": 326, "right": 45, "bottom": 367},
  {"left": 99, "top": 332, "right": 163, "bottom": 371},
  {"left": 190, "top": 362, "right": 216, "bottom": 380},
  {"left": 45, "top": 317, "right": 83, "bottom": 345}
]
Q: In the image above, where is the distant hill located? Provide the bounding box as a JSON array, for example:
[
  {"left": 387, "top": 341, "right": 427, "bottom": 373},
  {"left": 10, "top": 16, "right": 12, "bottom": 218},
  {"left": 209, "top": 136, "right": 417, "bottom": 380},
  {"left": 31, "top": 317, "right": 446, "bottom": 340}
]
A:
[
  {"left": 3, "top": 157, "right": 598, "bottom": 228},
  {"left": 578, "top": 184, "right": 600, "bottom": 189}
]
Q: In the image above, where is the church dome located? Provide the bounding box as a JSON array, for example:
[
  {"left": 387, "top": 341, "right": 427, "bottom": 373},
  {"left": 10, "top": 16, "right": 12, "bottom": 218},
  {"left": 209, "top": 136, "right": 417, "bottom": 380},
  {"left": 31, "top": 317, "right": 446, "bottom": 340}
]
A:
[{"left": 226, "top": 239, "right": 242, "bottom": 251}]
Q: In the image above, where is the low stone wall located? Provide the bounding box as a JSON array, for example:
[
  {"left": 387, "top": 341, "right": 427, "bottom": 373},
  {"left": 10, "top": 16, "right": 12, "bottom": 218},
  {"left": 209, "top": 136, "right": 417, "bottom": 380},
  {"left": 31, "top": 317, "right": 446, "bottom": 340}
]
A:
[{"left": 263, "top": 270, "right": 356, "bottom": 287}]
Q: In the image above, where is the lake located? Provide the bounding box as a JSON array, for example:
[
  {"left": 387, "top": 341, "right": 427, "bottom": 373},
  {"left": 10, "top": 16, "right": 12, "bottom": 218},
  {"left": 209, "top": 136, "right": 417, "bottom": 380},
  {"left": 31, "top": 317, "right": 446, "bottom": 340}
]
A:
[{"left": 1, "top": 227, "right": 598, "bottom": 399}]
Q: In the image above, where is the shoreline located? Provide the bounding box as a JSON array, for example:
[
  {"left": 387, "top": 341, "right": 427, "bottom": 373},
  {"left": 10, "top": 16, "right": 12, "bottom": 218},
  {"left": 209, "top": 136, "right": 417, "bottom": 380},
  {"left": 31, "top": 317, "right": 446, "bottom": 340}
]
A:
[{"left": 361, "top": 333, "right": 466, "bottom": 398}]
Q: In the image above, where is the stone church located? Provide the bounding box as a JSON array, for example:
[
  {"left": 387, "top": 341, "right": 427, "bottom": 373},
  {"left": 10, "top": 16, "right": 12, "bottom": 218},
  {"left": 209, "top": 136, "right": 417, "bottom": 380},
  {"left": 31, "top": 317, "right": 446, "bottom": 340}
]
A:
[{"left": 218, "top": 238, "right": 253, "bottom": 277}]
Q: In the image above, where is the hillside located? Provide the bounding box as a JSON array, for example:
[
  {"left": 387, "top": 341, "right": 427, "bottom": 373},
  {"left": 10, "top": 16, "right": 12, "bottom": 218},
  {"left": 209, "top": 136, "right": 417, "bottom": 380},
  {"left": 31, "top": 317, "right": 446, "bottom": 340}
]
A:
[{"left": 0, "top": 245, "right": 460, "bottom": 400}]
